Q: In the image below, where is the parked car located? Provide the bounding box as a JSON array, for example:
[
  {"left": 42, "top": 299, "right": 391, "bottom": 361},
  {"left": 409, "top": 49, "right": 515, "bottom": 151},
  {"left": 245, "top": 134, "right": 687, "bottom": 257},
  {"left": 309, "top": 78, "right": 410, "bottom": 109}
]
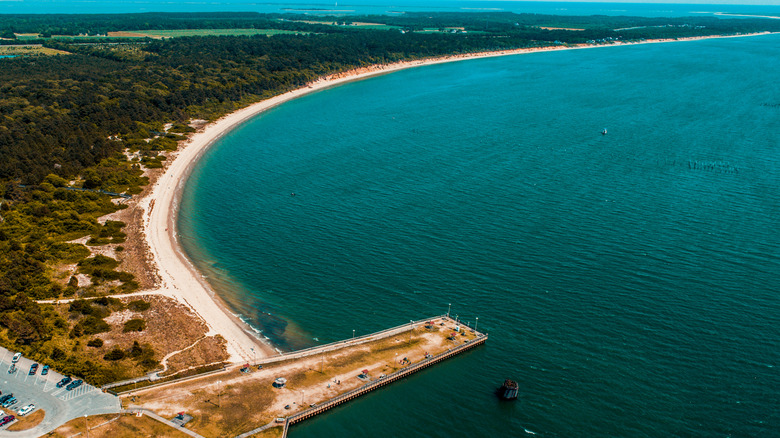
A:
[
  {"left": 66, "top": 379, "right": 83, "bottom": 391},
  {"left": 56, "top": 376, "right": 72, "bottom": 388},
  {"left": 29, "top": 363, "right": 38, "bottom": 375},
  {"left": 1, "top": 398, "right": 17, "bottom": 408},
  {"left": 7, "top": 365, "right": 15, "bottom": 375},
  {"left": 0, "top": 415, "right": 14, "bottom": 426},
  {"left": 0, "top": 395, "right": 12, "bottom": 403},
  {"left": 11, "top": 353, "right": 21, "bottom": 363},
  {"left": 41, "top": 365, "right": 49, "bottom": 375},
  {"left": 17, "top": 404, "right": 34, "bottom": 416}
]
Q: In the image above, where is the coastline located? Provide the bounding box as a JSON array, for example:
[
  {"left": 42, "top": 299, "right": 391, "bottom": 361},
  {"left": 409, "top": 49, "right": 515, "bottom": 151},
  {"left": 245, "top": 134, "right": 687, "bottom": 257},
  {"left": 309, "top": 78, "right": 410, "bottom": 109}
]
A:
[{"left": 137, "top": 31, "right": 774, "bottom": 364}]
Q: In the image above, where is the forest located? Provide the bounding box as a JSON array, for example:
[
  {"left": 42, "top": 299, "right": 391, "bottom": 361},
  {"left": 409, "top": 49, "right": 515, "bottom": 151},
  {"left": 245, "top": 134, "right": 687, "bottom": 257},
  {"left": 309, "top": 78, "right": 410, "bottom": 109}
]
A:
[{"left": 1, "top": 11, "right": 778, "bottom": 384}]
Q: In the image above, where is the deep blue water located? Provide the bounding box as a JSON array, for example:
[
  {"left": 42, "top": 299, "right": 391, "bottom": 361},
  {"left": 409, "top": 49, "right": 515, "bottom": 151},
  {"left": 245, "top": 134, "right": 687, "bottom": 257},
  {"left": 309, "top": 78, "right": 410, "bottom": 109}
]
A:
[
  {"left": 178, "top": 34, "right": 780, "bottom": 437},
  {"left": 4, "top": 0, "right": 780, "bottom": 17}
]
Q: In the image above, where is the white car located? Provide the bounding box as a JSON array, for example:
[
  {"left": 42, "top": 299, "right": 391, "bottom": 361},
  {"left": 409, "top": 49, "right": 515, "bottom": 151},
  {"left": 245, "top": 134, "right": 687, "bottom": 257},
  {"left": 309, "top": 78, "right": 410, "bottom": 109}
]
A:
[
  {"left": 11, "top": 353, "right": 21, "bottom": 363},
  {"left": 17, "top": 404, "right": 34, "bottom": 416}
]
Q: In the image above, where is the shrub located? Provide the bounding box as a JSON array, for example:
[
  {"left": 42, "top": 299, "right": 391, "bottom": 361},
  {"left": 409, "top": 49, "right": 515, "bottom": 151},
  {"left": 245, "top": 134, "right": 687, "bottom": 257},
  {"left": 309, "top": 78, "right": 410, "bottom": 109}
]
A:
[
  {"left": 140, "top": 357, "right": 159, "bottom": 370},
  {"left": 87, "top": 338, "right": 104, "bottom": 348},
  {"left": 123, "top": 318, "right": 146, "bottom": 332},
  {"left": 77, "top": 255, "right": 119, "bottom": 274},
  {"left": 127, "top": 300, "right": 150, "bottom": 312},
  {"left": 94, "top": 296, "right": 122, "bottom": 308},
  {"left": 50, "top": 347, "right": 66, "bottom": 361},
  {"left": 103, "top": 347, "right": 125, "bottom": 361},
  {"left": 68, "top": 300, "right": 110, "bottom": 319},
  {"left": 75, "top": 316, "right": 111, "bottom": 335}
]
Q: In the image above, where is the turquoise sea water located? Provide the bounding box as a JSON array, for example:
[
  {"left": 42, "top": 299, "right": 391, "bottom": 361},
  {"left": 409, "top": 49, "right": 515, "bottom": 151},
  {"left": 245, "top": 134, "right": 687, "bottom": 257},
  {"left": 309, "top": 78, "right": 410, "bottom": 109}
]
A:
[{"left": 179, "top": 35, "right": 780, "bottom": 437}]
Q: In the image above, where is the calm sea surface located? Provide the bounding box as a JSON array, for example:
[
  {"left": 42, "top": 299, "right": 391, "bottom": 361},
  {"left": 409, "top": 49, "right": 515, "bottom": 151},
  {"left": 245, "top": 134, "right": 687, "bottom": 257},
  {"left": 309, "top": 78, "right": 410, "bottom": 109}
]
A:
[{"left": 178, "top": 35, "right": 780, "bottom": 437}]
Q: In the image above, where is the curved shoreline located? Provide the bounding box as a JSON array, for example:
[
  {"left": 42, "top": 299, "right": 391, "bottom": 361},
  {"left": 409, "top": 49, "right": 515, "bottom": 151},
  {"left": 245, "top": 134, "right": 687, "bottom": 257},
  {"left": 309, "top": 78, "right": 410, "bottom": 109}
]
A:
[{"left": 137, "top": 31, "right": 774, "bottom": 363}]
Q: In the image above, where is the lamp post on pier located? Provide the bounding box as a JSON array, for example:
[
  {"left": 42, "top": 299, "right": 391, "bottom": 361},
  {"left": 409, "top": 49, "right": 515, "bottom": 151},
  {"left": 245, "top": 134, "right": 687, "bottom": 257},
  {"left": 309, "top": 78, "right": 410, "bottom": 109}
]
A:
[
  {"left": 447, "top": 303, "right": 451, "bottom": 318},
  {"left": 475, "top": 317, "right": 479, "bottom": 333},
  {"left": 352, "top": 329, "right": 355, "bottom": 340}
]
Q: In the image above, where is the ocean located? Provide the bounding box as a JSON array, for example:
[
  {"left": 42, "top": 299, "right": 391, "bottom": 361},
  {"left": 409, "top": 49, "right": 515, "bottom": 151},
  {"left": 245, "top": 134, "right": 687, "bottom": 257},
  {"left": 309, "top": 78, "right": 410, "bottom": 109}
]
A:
[{"left": 177, "top": 33, "right": 780, "bottom": 437}]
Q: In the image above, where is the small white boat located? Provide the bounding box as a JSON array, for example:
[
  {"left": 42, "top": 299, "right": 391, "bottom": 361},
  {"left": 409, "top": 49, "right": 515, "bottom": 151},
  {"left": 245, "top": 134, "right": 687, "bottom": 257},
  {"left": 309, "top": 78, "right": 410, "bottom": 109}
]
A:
[{"left": 602, "top": 128, "right": 608, "bottom": 135}]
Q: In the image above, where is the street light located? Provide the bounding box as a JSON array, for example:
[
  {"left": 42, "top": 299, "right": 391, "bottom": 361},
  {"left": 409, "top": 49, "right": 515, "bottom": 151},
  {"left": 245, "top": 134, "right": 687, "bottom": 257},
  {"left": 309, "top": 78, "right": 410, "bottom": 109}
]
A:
[
  {"left": 447, "top": 303, "right": 451, "bottom": 318},
  {"left": 352, "top": 329, "right": 355, "bottom": 340},
  {"left": 475, "top": 317, "right": 479, "bottom": 333}
]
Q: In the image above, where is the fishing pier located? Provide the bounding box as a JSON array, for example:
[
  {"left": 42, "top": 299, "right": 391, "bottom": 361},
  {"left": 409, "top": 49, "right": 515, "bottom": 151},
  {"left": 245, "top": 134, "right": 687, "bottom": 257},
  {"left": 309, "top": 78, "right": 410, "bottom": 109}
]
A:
[
  {"left": 124, "top": 315, "right": 487, "bottom": 438},
  {"left": 279, "top": 320, "right": 487, "bottom": 437}
]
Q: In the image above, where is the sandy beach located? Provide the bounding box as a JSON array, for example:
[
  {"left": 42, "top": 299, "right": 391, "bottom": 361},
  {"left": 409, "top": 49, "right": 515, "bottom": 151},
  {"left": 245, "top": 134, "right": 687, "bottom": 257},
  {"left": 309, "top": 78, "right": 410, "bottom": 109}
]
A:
[{"left": 137, "top": 32, "right": 773, "bottom": 364}]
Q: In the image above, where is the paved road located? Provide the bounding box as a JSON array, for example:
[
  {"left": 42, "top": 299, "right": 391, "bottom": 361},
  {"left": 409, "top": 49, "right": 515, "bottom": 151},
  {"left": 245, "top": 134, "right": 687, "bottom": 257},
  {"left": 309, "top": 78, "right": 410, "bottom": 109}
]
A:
[{"left": 0, "top": 347, "right": 120, "bottom": 437}]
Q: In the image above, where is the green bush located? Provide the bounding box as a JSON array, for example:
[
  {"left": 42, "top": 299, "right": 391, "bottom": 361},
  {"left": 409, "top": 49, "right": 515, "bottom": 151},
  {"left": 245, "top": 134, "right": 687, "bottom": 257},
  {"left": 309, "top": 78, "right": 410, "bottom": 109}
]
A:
[
  {"left": 68, "top": 299, "right": 110, "bottom": 318},
  {"left": 127, "top": 300, "right": 151, "bottom": 312},
  {"left": 77, "top": 255, "right": 119, "bottom": 274},
  {"left": 88, "top": 220, "right": 126, "bottom": 245},
  {"left": 123, "top": 318, "right": 146, "bottom": 332},
  {"left": 50, "top": 347, "right": 66, "bottom": 361},
  {"left": 127, "top": 341, "right": 157, "bottom": 369},
  {"left": 103, "top": 347, "right": 125, "bottom": 361},
  {"left": 73, "top": 315, "right": 111, "bottom": 335},
  {"left": 140, "top": 357, "right": 159, "bottom": 370},
  {"left": 94, "top": 296, "right": 122, "bottom": 308},
  {"left": 87, "top": 338, "right": 104, "bottom": 348}
]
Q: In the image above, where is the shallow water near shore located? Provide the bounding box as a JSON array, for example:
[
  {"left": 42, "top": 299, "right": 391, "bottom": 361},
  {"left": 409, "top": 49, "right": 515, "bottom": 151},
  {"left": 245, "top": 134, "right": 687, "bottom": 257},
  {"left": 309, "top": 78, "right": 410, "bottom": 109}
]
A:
[{"left": 179, "top": 34, "right": 780, "bottom": 437}]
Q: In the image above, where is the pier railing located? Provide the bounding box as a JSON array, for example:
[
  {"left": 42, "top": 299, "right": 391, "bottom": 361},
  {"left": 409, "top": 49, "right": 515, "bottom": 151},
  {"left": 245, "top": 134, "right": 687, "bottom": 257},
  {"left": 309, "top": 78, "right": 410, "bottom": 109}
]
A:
[{"left": 254, "top": 314, "right": 450, "bottom": 366}]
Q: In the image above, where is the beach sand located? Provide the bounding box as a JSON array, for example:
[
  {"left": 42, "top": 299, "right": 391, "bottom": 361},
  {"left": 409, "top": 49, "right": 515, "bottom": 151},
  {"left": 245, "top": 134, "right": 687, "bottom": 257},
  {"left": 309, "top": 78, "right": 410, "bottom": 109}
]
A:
[{"left": 137, "top": 32, "right": 773, "bottom": 363}]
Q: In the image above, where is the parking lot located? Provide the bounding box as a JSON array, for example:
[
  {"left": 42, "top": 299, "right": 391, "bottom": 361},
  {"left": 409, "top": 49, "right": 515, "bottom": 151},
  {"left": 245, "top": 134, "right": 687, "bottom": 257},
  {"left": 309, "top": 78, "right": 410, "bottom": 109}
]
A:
[{"left": 0, "top": 347, "right": 120, "bottom": 437}]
